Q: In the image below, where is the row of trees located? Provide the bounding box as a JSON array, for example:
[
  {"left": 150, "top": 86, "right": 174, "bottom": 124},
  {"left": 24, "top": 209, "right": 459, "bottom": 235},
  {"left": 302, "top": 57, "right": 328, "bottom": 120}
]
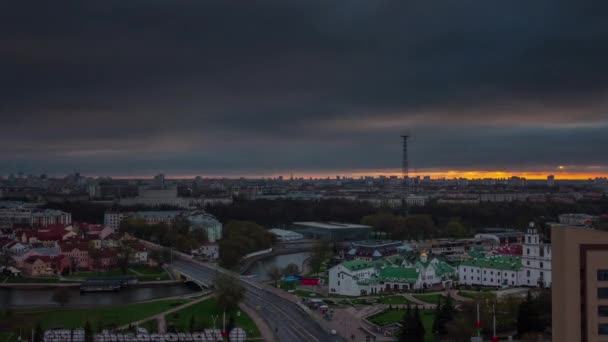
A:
[
  {"left": 120, "top": 217, "right": 205, "bottom": 253},
  {"left": 208, "top": 197, "right": 608, "bottom": 235},
  {"left": 415, "top": 290, "right": 551, "bottom": 341},
  {"left": 361, "top": 212, "right": 468, "bottom": 240},
  {"left": 207, "top": 199, "right": 378, "bottom": 226},
  {"left": 399, "top": 304, "right": 425, "bottom": 341}
]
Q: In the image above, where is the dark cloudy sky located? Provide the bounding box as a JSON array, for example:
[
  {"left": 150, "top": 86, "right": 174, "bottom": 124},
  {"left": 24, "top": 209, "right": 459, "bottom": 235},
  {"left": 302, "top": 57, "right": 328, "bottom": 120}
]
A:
[{"left": 2, "top": 1, "right": 608, "bottom": 177}]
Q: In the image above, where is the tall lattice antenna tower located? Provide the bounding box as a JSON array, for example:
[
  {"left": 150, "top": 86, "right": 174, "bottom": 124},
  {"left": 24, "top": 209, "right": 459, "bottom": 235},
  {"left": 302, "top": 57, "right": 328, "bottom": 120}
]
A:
[{"left": 401, "top": 134, "right": 410, "bottom": 215}]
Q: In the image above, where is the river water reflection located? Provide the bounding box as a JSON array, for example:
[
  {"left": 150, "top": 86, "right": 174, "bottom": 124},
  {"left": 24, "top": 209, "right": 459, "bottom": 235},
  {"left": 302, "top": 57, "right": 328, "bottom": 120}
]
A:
[{"left": 0, "top": 283, "right": 200, "bottom": 308}]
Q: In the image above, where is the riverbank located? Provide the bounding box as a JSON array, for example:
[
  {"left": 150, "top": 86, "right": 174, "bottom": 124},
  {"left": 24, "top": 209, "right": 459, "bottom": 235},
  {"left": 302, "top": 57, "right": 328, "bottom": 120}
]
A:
[
  {"left": 0, "top": 279, "right": 183, "bottom": 289},
  {"left": 0, "top": 265, "right": 173, "bottom": 288},
  {"left": 0, "top": 299, "right": 191, "bottom": 336},
  {"left": 0, "top": 282, "right": 201, "bottom": 308}
]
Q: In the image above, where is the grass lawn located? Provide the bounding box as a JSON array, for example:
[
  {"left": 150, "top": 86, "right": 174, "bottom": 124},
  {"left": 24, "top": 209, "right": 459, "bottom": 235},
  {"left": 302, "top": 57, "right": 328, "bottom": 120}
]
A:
[
  {"left": 421, "top": 311, "right": 435, "bottom": 342},
  {"left": 129, "top": 265, "right": 165, "bottom": 275},
  {"left": 351, "top": 298, "right": 374, "bottom": 305},
  {"left": 458, "top": 291, "right": 495, "bottom": 300},
  {"left": 0, "top": 332, "right": 16, "bottom": 342},
  {"left": 0, "top": 299, "right": 189, "bottom": 335},
  {"left": 379, "top": 295, "right": 412, "bottom": 305},
  {"left": 139, "top": 319, "right": 159, "bottom": 333},
  {"left": 367, "top": 308, "right": 436, "bottom": 342},
  {"left": 165, "top": 298, "right": 259, "bottom": 337},
  {"left": 412, "top": 294, "right": 443, "bottom": 305},
  {"left": 66, "top": 267, "right": 169, "bottom": 282}
]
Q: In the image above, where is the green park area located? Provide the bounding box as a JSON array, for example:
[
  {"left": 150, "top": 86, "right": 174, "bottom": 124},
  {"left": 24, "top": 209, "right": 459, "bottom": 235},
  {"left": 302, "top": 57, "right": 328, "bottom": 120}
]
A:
[
  {"left": 165, "top": 298, "right": 260, "bottom": 338},
  {"left": 457, "top": 291, "right": 496, "bottom": 300},
  {"left": 0, "top": 299, "right": 189, "bottom": 336},
  {"left": 412, "top": 293, "right": 445, "bottom": 305},
  {"left": 379, "top": 295, "right": 413, "bottom": 305},
  {"left": 367, "top": 307, "right": 435, "bottom": 341}
]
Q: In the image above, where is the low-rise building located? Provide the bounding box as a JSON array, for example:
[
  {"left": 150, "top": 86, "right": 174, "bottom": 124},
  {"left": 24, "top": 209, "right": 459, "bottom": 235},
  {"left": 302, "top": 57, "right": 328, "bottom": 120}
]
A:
[
  {"left": 268, "top": 228, "right": 304, "bottom": 242},
  {"left": 192, "top": 242, "right": 220, "bottom": 260},
  {"left": 328, "top": 253, "right": 456, "bottom": 296},
  {"left": 458, "top": 255, "right": 523, "bottom": 287},
  {"left": 291, "top": 222, "right": 372, "bottom": 242}
]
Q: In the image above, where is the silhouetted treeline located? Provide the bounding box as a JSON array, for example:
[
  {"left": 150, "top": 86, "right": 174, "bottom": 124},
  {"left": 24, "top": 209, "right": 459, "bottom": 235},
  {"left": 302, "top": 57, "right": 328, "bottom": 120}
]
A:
[
  {"left": 208, "top": 198, "right": 608, "bottom": 232},
  {"left": 207, "top": 199, "right": 378, "bottom": 226}
]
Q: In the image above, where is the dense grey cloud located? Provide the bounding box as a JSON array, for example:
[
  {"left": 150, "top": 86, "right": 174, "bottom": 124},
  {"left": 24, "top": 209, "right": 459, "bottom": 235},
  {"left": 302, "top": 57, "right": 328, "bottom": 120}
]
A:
[{"left": 1, "top": 1, "right": 608, "bottom": 176}]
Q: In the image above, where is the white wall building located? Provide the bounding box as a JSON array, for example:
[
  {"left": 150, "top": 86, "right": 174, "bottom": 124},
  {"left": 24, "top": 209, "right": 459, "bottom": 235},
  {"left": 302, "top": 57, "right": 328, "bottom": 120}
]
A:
[
  {"left": 329, "top": 260, "right": 377, "bottom": 296},
  {"left": 458, "top": 255, "right": 524, "bottom": 287}
]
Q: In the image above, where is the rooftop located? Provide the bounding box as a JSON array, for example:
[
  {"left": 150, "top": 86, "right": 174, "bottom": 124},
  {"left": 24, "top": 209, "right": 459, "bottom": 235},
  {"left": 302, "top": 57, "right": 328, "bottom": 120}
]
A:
[
  {"left": 341, "top": 259, "right": 375, "bottom": 271},
  {"left": 293, "top": 221, "right": 372, "bottom": 230},
  {"left": 459, "top": 255, "right": 522, "bottom": 271},
  {"left": 378, "top": 267, "right": 419, "bottom": 281}
]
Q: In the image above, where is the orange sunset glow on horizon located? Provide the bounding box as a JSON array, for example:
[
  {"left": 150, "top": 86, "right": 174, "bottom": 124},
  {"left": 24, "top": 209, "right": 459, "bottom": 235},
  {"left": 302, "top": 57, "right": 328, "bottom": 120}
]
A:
[{"left": 110, "top": 168, "right": 608, "bottom": 180}]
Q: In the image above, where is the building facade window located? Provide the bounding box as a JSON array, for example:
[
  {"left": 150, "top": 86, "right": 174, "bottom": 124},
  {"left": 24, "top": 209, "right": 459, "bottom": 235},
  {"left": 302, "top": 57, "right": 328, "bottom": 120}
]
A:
[
  {"left": 599, "top": 306, "right": 608, "bottom": 317},
  {"left": 598, "top": 288, "right": 608, "bottom": 299},
  {"left": 598, "top": 270, "right": 608, "bottom": 281},
  {"left": 599, "top": 324, "right": 608, "bottom": 335}
]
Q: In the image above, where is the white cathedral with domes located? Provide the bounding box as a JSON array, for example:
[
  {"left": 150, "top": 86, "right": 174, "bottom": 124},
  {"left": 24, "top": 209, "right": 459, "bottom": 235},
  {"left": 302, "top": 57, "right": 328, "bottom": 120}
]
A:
[{"left": 521, "top": 222, "right": 552, "bottom": 288}]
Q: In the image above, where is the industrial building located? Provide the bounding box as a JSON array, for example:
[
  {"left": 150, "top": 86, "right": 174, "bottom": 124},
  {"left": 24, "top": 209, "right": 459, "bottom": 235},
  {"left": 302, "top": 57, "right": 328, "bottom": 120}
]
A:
[
  {"left": 291, "top": 222, "right": 372, "bottom": 242},
  {"left": 268, "top": 228, "right": 304, "bottom": 242}
]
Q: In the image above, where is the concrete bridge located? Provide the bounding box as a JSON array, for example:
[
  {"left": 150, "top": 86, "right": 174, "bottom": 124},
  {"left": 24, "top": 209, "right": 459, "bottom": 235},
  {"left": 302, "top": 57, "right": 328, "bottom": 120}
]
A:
[{"left": 239, "top": 246, "right": 312, "bottom": 274}]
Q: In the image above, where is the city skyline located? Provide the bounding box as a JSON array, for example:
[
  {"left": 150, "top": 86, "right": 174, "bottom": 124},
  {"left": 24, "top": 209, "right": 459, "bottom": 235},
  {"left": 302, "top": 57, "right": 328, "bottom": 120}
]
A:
[{"left": 2, "top": 2, "right": 608, "bottom": 177}]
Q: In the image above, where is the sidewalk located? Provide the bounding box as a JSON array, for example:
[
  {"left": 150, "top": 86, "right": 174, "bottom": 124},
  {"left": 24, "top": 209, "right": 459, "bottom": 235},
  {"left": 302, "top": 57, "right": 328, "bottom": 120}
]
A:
[
  {"left": 239, "top": 303, "right": 276, "bottom": 342},
  {"left": 117, "top": 294, "right": 214, "bottom": 331}
]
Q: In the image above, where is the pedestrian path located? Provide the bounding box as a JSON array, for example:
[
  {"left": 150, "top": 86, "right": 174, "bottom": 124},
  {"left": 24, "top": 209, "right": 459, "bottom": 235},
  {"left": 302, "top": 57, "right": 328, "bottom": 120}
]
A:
[{"left": 117, "top": 294, "right": 213, "bottom": 332}]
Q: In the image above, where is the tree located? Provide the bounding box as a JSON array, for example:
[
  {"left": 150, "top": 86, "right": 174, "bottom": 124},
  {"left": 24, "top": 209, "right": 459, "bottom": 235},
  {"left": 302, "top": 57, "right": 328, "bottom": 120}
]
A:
[
  {"left": 88, "top": 241, "right": 102, "bottom": 273},
  {"left": 308, "top": 255, "right": 324, "bottom": 276},
  {"left": 267, "top": 266, "right": 282, "bottom": 287},
  {"left": 191, "top": 228, "right": 208, "bottom": 243},
  {"left": 84, "top": 321, "right": 93, "bottom": 342},
  {"left": 214, "top": 273, "right": 245, "bottom": 312},
  {"left": 517, "top": 291, "right": 546, "bottom": 336},
  {"left": 219, "top": 221, "right": 272, "bottom": 269},
  {"left": 52, "top": 287, "right": 71, "bottom": 307},
  {"left": 116, "top": 241, "right": 134, "bottom": 274},
  {"left": 399, "top": 304, "right": 413, "bottom": 342},
  {"left": 34, "top": 321, "right": 44, "bottom": 342},
  {"left": 412, "top": 305, "right": 425, "bottom": 342},
  {"left": 446, "top": 220, "right": 467, "bottom": 238},
  {"left": 283, "top": 263, "right": 299, "bottom": 276},
  {"left": 189, "top": 315, "right": 196, "bottom": 333},
  {"left": 433, "top": 294, "right": 456, "bottom": 336}
]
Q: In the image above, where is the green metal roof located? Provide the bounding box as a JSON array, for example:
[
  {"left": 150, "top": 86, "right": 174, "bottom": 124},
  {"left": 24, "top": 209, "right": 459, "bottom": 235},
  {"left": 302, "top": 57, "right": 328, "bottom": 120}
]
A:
[
  {"left": 378, "top": 267, "right": 419, "bottom": 281},
  {"left": 432, "top": 261, "right": 456, "bottom": 276},
  {"left": 341, "top": 260, "right": 375, "bottom": 271},
  {"left": 459, "top": 255, "right": 522, "bottom": 271}
]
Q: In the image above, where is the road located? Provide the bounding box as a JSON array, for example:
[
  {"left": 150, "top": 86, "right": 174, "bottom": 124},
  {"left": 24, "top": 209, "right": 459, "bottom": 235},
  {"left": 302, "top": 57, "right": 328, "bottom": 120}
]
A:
[{"left": 172, "top": 260, "right": 343, "bottom": 342}]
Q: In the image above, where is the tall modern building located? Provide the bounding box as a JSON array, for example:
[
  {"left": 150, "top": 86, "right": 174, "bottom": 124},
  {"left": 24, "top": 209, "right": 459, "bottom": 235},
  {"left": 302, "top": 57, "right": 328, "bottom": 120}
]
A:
[
  {"left": 552, "top": 225, "right": 608, "bottom": 342},
  {"left": 547, "top": 175, "right": 555, "bottom": 187}
]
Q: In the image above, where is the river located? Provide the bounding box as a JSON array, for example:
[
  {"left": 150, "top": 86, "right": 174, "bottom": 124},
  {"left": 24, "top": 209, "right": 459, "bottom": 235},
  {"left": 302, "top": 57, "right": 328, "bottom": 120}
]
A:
[
  {"left": 0, "top": 283, "right": 200, "bottom": 308},
  {"left": 247, "top": 252, "right": 311, "bottom": 281}
]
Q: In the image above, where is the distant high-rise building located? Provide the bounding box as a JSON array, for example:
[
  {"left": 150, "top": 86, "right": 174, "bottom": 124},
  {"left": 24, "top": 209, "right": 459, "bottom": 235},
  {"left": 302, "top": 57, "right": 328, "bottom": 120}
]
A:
[
  {"left": 553, "top": 225, "right": 608, "bottom": 342},
  {"left": 154, "top": 173, "right": 166, "bottom": 188},
  {"left": 547, "top": 175, "right": 555, "bottom": 187}
]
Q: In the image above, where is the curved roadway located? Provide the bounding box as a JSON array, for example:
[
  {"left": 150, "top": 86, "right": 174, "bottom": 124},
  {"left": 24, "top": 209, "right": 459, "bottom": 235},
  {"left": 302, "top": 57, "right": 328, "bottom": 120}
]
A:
[{"left": 172, "top": 260, "right": 343, "bottom": 342}]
